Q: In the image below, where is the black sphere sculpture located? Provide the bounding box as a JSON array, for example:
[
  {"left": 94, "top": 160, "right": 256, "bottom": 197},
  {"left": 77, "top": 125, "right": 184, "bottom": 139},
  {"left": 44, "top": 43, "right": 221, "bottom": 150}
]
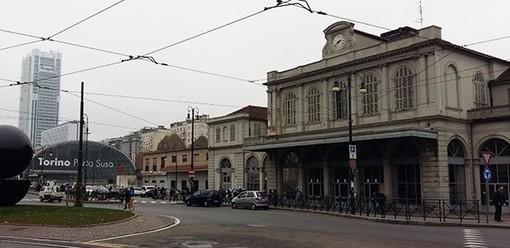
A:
[{"left": 0, "top": 125, "right": 33, "bottom": 206}]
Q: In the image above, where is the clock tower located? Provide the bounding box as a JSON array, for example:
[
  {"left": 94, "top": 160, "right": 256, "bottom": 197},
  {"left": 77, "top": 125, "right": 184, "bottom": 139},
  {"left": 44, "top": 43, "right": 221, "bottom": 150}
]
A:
[{"left": 322, "top": 21, "right": 356, "bottom": 58}]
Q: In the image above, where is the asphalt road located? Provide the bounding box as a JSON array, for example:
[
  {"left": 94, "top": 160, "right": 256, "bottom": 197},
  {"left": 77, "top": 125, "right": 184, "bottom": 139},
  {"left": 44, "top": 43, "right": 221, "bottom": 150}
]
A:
[
  {"left": 9, "top": 197, "right": 509, "bottom": 248},
  {"left": 99, "top": 198, "right": 506, "bottom": 248}
]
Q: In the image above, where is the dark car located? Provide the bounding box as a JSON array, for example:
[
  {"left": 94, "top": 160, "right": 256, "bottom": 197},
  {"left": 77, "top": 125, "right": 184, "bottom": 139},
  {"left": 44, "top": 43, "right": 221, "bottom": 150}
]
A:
[{"left": 185, "top": 190, "right": 221, "bottom": 207}]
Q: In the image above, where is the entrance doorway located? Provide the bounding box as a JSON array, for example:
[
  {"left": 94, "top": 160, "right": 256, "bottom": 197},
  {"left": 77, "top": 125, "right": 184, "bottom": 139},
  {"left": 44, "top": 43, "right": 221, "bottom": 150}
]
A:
[
  {"left": 306, "top": 167, "right": 323, "bottom": 199},
  {"left": 479, "top": 138, "right": 510, "bottom": 206}
]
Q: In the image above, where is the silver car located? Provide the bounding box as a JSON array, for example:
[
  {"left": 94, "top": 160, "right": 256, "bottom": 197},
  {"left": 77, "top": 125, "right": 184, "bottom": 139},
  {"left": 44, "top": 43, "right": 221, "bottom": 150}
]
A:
[{"left": 231, "top": 191, "right": 269, "bottom": 210}]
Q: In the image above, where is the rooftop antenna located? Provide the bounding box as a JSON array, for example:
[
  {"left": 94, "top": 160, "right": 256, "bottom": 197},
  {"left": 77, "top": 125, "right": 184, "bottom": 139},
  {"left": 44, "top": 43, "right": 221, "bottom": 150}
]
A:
[{"left": 417, "top": 0, "right": 424, "bottom": 28}]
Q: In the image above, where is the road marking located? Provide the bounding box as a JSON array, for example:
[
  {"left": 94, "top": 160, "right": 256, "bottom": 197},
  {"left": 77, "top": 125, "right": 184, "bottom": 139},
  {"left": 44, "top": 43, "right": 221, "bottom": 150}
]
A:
[
  {"left": 133, "top": 200, "right": 138, "bottom": 203},
  {"left": 141, "top": 201, "right": 147, "bottom": 203},
  {"left": 0, "top": 236, "right": 84, "bottom": 248},
  {"left": 161, "top": 201, "right": 167, "bottom": 204},
  {"left": 88, "top": 215, "right": 181, "bottom": 242},
  {"left": 463, "top": 229, "right": 487, "bottom": 248},
  {"left": 151, "top": 201, "right": 157, "bottom": 204},
  {"left": 247, "top": 224, "right": 267, "bottom": 227}
]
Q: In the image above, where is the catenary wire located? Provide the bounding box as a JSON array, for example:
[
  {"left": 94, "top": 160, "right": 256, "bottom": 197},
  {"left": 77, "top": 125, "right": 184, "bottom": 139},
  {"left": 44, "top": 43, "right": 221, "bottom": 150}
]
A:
[
  {"left": 144, "top": 8, "right": 269, "bottom": 56},
  {"left": 65, "top": 91, "right": 160, "bottom": 126},
  {"left": 0, "top": 40, "right": 45, "bottom": 52},
  {"left": 48, "top": 0, "right": 126, "bottom": 39}
]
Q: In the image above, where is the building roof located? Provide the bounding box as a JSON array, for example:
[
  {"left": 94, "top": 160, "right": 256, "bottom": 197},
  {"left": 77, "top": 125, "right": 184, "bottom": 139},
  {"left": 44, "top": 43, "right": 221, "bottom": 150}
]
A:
[
  {"left": 490, "top": 68, "right": 510, "bottom": 86},
  {"left": 227, "top": 105, "right": 267, "bottom": 121}
]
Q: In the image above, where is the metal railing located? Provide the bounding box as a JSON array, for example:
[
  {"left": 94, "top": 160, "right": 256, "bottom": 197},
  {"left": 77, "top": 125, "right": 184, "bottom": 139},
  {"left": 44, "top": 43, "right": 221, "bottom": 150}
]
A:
[{"left": 269, "top": 195, "right": 479, "bottom": 223}]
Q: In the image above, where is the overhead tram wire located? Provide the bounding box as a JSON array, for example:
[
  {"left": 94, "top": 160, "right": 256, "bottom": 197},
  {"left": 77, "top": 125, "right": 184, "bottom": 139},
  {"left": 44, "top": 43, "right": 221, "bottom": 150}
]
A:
[
  {"left": 66, "top": 90, "right": 243, "bottom": 108},
  {"left": 0, "top": 40, "right": 45, "bottom": 52},
  {"left": 0, "top": 107, "right": 138, "bottom": 130},
  {"left": 47, "top": 0, "right": 126, "bottom": 39},
  {"left": 65, "top": 91, "right": 161, "bottom": 126}
]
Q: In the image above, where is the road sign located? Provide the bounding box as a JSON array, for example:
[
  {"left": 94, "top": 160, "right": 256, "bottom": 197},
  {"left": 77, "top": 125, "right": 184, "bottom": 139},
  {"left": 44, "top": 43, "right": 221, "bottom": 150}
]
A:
[
  {"left": 481, "top": 151, "right": 492, "bottom": 165},
  {"left": 188, "top": 170, "right": 195, "bottom": 177},
  {"left": 483, "top": 168, "right": 492, "bottom": 181},
  {"left": 349, "top": 145, "right": 357, "bottom": 160},
  {"left": 349, "top": 159, "right": 357, "bottom": 170}
]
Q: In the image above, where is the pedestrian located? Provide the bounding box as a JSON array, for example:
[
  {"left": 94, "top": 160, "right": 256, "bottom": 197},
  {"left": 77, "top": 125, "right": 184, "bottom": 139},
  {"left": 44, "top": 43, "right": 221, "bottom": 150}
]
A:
[{"left": 494, "top": 186, "right": 506, "bottom": 222}]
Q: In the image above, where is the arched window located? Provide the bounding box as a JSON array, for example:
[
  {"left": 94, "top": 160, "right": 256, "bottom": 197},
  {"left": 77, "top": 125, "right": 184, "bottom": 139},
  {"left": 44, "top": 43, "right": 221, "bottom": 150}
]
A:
[
  {"left": 395, "top": 66, "right": 415, "bottom": 111},
  {"left": 446, "top": 65, "right": 459, "bottom": 108},
  {"left": 473, "top": 71, "right": 487, "bottom": 108},
  {"left": 332, "top": 81, "right": 348, "bottom": 119},
  {"left": 220, "top": 158, "right": 232, "bottom": 189},
  {"left": 479, "top": 138, "right": 510, "bottom": 205},
  {"left": 284, "top": 92, "right": 297, "bottom": 125},
  {"left": 307, "top": 87, "right": 321, "bottom": 123},
  {"left": 361, "top": 73, "right": 379, "bottom": 114},
  {"left": 448, "top": 139, "right": 466, "bottom": 202},
  {"left": 246, "top": 156, "right": 260, "bottom": 191}
]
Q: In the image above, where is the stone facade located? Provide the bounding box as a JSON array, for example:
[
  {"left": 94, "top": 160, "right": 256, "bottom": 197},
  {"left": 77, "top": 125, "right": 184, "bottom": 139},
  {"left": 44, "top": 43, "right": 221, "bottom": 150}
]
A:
[
  {"left": 207, "top": 106, "right": 268, "bottom": 190},
  {"left": 245, "top": 21, "right": 510, "bottom": 204}
]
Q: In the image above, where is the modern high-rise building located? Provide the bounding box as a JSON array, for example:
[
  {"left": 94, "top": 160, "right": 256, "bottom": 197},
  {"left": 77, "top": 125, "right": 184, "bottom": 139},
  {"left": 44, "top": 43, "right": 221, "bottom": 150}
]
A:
[{"left": 18, "top": 49, "right": 62, "bottom": 148}]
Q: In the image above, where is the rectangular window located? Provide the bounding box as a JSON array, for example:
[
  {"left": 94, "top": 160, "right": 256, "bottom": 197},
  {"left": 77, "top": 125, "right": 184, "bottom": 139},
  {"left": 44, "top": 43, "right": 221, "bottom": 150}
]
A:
[
  {"left": 144, "top": 180, "right": 149, "bottom": 184},
  {"left": 152, "top": 165, "right": 157, "bottom": 171},
  {"left": 253, "top": 123, "right": 261, "bottom": 137},
  {"left": 145, "top": 158, "right": 149, "bottom": 166},
  {"left": 145, "top": 165, "right": 149, "bottom": 171},
  {"left": 206, "top": 153, "right": 209, "bottom": 161},
  {"left": 152, "top": 180, "right": 157, "bottom": 184},
  {"left": 171, "top": 155, "right": 177, "bottom": 163},
  {"left": 153, "top": 158, "right": 157, "bottom": 166},
  {"left": 171, "top": 180, "right": 176, "bottom": 189},
  {"left": 230, "top": 124, "right": 236, "bottom": 141},
  {"left": 215, "top": 127, "right": 221, "bottom": 142},
  {"left": 182, "top": 154, "right": 188, "bottom": 163},
  {"left": 160, "top": 180, "right": 165, "bottom": 183},
  {"left": 205, "top": 180, "right": 209, "bottom": 189},
  {"left": 161, "top": 157, "right": 166, "bottom": 169}
]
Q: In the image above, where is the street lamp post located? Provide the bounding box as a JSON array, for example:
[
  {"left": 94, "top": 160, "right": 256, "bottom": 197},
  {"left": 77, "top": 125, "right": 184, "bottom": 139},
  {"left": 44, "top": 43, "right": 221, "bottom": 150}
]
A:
[
  {"left": 187, "top": 106, "right": 199, "bottom": 192},
  {"left": 332, "top": 73, "right": 366, "bottom": 213}
]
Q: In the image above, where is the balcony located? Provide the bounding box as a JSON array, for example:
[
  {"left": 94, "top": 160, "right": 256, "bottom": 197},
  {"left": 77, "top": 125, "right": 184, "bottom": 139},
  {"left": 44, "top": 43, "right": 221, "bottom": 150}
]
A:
[{"left": 467, "top": 104, "right": 510, "bottom": 121}]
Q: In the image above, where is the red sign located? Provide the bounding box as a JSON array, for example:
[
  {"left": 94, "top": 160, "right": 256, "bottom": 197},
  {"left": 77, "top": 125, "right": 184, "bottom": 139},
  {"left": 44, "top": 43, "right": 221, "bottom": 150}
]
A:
[
  {"left": 481, "top": 151, "right": 492, "bottom": 165},
  {"left": 349, "top": 159, "right": 357, "bottom": 170},
  {"left": 188, "top": 170, "right": 195, "bottom": 177}
]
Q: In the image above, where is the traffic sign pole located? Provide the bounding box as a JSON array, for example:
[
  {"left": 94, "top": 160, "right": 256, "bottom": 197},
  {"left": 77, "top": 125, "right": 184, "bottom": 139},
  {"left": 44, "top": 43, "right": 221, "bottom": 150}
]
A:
[{"left": 481, "top": 151, "right": 492, "bottom": 223}]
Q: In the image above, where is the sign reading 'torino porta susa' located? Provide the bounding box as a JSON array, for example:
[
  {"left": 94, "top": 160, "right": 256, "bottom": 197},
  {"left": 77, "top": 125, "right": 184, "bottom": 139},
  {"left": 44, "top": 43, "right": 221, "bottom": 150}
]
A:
[{"left": 29, "top": 141, "right": 136, "bottom": 184}]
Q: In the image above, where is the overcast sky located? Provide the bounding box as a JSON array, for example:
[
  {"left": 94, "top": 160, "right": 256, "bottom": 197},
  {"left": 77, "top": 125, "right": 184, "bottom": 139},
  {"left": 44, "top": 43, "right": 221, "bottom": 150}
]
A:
[{"left": 0, "top": 0, "right": 509, "bottom": 141}]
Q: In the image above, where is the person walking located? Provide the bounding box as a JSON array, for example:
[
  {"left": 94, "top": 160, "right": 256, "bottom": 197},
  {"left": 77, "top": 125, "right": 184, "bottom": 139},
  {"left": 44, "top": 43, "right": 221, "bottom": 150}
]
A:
[{"left": 494, "top": 186, "right": 506, "bottom": 222}]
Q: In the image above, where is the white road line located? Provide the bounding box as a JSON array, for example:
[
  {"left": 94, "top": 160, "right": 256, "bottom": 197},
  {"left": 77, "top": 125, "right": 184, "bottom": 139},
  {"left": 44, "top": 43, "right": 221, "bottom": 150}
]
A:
[
  {"left": 141, "top": 201, "right": 147, "bottom": 204},
  {"left": 133, "top": 200, "right": 138, "bottom": 203},
  {"left": 0, "top": 240, "right": 82, "bottom": 248},
  {"left": 88, "top": 215, "right": 181, "bottom": 243},
  {"left": 463, "top": 229, "right": 487, "bottom": 248},
  {"left": 151, "top": 201, "right": 157, "bottom": 204},
  {"left": 160, "top": 201, "right": 167, "bottom": 204}
]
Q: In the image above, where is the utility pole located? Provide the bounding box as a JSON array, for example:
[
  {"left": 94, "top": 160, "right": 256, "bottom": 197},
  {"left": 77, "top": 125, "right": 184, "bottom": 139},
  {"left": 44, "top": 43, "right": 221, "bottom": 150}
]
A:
[
  {"left": 187, "top": 106, "right": 199, "bottom": 192},
  {"left": 75, "top": 81, "right": 84, "bottom": 207}
]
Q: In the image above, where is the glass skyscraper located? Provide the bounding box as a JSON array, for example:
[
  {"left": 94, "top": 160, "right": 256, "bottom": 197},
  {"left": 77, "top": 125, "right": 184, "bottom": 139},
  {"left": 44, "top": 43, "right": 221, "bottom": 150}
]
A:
[{"left": 18, "top": 49, "right": 62, "bottom": 148}]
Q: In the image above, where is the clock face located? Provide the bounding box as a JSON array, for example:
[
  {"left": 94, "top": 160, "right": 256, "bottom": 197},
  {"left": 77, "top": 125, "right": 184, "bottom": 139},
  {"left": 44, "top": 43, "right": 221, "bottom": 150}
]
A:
[{"left": 332, "top": 33, "right": 346, "bottom": 50}]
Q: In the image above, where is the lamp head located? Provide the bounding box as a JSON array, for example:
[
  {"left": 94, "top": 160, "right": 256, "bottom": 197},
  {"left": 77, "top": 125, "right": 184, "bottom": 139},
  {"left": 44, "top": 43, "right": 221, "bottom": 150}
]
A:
[{"left": 331, "top": 81, "right": 340, "bottom": 92}]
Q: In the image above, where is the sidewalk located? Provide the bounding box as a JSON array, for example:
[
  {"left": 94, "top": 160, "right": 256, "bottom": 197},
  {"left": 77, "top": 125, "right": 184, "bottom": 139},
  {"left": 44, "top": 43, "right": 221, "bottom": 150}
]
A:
[
  {"left": 274, "top": 207, "right": 510, "bottom": 229},
  {"left": 0, "top": 213, "right": 175, "bottom": 242}
]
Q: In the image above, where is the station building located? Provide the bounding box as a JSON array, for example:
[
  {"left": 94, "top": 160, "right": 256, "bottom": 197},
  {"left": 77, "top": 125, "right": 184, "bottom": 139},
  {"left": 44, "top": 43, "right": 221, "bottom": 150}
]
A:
[
  {"left": 27, "top": 140, "right": 137, "bottom": 186},
  {"left": 244, "top": 21, "right": 510, "bottom": 207}
]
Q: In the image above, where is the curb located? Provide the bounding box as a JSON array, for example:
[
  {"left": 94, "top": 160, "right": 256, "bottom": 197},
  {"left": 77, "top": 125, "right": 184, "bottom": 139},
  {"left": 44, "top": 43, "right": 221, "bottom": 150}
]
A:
[{"left": 274, "top": 207, "right": 510, "bottom": 229}]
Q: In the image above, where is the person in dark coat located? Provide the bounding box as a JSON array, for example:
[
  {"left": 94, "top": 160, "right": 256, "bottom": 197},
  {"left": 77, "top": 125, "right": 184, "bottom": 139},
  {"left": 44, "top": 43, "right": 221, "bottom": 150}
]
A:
[{"left": 494, "top": 186, "right": 506, "bottom": 222}]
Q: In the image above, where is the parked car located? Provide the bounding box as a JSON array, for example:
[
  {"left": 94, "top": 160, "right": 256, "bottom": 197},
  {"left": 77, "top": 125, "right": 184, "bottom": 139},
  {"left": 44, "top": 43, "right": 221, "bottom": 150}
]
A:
[
  {"left": 140, "top": 186, "right": 156, "bottom": 197},
  {"left": 39, "top": 186, "right": 64, "bottom": 203},
  {"left": 185, "top": 190, "right": 221, "bottom": 207},
  {"left": 231, "top": 191, "right": 269, "bottom": 210},
  {"left": 132, "top": 186, "right": 143, "bottom": 196}
]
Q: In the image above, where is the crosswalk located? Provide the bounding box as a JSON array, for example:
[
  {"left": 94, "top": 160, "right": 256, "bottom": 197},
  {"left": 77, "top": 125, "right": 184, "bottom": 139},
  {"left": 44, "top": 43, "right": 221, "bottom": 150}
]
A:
[
  {"left": 20, "top": 198, "right": 183, "bottom": 205},
  {"left": 463, "top": 229, "right": 487, "bottom": 248}
]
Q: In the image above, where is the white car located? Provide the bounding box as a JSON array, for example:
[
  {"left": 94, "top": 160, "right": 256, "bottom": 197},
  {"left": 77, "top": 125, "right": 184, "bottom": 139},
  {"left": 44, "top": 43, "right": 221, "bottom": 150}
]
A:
[
  {"left": 39, "top": 186, "right": 64, "bottom": 203},
  {"left": 132, "top": 186, "right": 143, "bottom": 196}
]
